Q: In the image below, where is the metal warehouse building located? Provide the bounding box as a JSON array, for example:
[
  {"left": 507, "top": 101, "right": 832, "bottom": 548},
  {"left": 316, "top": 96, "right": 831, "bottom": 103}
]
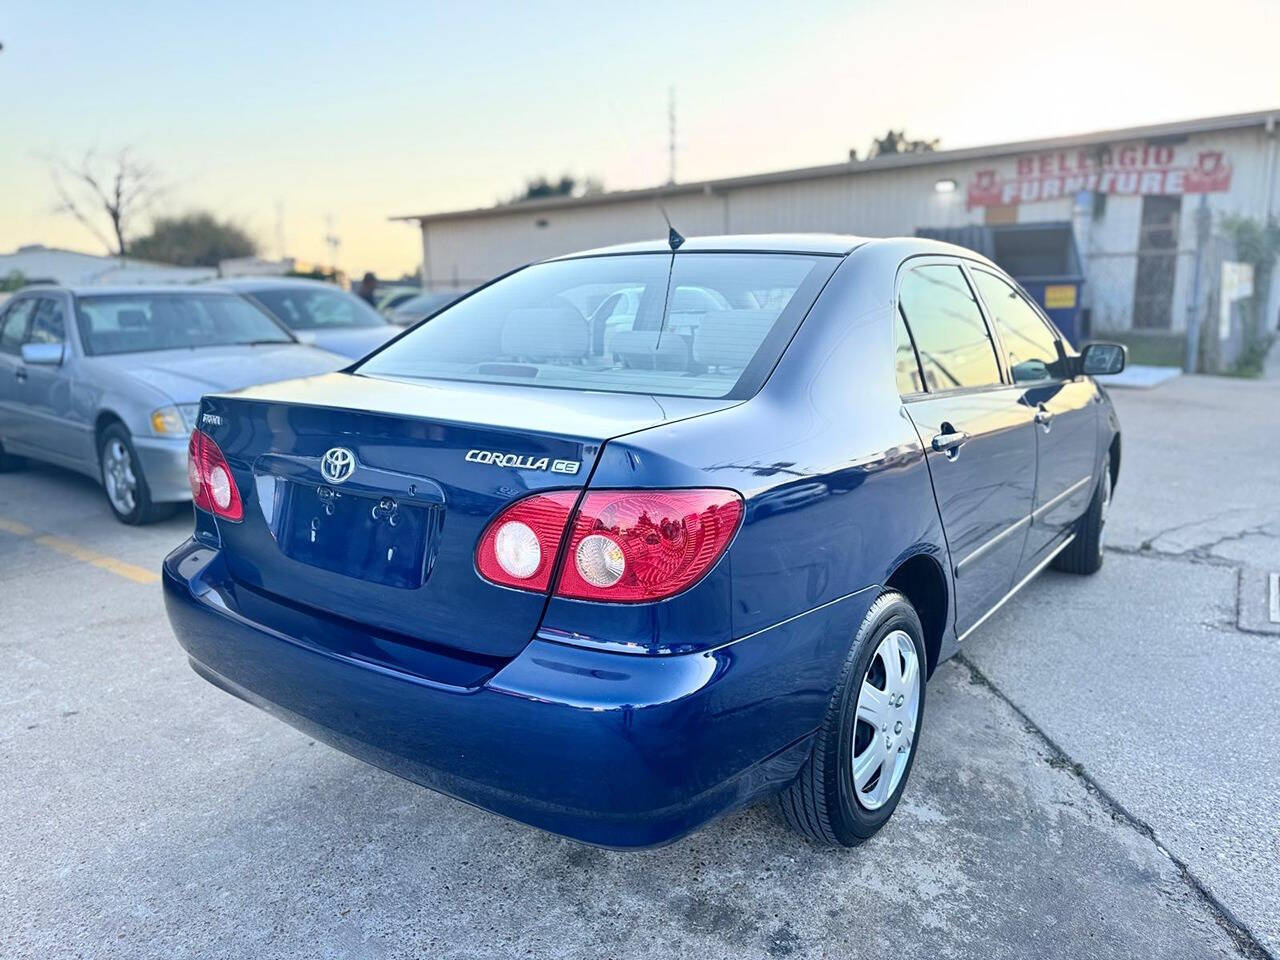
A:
[{"left": 396, "top": 109, "right": 1279, "bottom": 360}]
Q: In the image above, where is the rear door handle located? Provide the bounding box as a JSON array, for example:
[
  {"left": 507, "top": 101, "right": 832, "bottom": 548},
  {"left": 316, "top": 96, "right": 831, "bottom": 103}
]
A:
[
  {"left": 14, "top": 367, "right": 27, "bottom": 382},
  {"left": 931, "top": 428, "right": 969, "bottom": 459}
]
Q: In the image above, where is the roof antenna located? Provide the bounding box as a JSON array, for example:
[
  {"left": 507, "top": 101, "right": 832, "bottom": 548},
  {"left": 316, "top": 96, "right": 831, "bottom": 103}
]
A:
[{"left": 654, "top": 195, "right": 684, "bottom": 250}]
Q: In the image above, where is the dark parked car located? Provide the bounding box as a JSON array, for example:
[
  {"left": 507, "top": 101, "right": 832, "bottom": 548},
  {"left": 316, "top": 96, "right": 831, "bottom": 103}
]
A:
[
  {"left": 163, "top": 235, "right": 1125, "bottom": 848},
  {"left": 208, "top": 276, "right": 398, "bottom": 359},
  {"left": 386, "top": 289, "right": 467, "bottom": 326}
]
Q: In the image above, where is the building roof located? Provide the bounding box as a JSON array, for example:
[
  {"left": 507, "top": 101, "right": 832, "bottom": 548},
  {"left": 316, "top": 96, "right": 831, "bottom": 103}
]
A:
[{"left": 393, "top": 108, "right": 1280, "bottom": 225}]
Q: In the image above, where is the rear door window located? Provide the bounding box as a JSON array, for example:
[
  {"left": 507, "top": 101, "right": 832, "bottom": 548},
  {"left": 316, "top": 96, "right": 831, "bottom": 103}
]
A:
[
  {"left": 898, "top": 264, "right": 1002, "bottom": 391},
  {"left": 971, "top": 269, "right": 1065, "bottom": 382},
  {"left": 357, "top": 253, "right": 837, "bottom": 399},
  {"left": 894, "top": 309, "right": 924, "bottom": 394}
]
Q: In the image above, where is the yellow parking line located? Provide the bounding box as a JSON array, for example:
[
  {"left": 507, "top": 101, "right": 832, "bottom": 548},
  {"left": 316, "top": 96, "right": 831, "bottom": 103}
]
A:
[
  {"left": 0, "top": 513, "right": 159, "bottom": 585},
  {"left": 33, "top": 535, "right": 160, "bottom": 585}
]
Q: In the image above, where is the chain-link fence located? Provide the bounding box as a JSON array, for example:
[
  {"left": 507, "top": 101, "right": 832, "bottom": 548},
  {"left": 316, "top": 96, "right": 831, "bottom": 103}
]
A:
[{"left": 1081, "top": 230, "right": 1274, "bottom": 374}]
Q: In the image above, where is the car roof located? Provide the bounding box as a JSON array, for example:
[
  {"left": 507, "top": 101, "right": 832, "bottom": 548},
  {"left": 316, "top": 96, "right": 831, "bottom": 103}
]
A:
[
  {"left": 550, "top": 234, "right": 871, "bottom": 259},
  {"left": 17, "top": 283, "right": 252, "bottom": 298},
  {"left": 204, "top": 276, "right": 345, "bottom": 292},
  {"left": 545, "top": 234, "right": 1002, "bottom": 268}
]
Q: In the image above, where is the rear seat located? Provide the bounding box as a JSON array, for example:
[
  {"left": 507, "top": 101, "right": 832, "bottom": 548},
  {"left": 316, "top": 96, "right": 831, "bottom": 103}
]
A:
[
  {"left": 500, "top": 308, "right": 588, "bottom": 361},
  {"left": 609, "top": 329, "right": 690, "bottom": 371}
]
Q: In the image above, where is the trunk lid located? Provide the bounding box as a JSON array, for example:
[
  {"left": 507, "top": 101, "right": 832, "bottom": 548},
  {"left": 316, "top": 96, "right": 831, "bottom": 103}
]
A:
[{"left": 198, "top": 371, "right": 731, "bottom": 660}]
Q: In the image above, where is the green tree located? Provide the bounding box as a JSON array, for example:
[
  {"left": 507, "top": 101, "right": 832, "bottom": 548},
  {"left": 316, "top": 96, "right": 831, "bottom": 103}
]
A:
[
  {"left": 504, "top": 174, "right": 604, "bottom": 204},
  {"left": 129, "top": 212, "right": 258, "bottom": 266},
  {"left": 865, "top": 130, "right": 940, "bottom": 159},
  {"left": 1219, "top": 214, "right": 1280, "bottom": 373}
]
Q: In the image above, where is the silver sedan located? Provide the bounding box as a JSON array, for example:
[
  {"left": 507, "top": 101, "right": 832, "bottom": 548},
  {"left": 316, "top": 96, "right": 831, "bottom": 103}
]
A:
[{"left": 0, "top": 285, "right": 347, "bottom": 523}]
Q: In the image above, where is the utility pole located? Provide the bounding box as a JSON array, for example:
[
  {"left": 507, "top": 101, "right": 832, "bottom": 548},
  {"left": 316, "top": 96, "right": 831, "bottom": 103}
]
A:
[
  {"left": 274, "top": 200, "right": 286, "bottom": 261},
  {"left": 667, "top": 86, "right": 676, "bottom": 185},
  {"left": 323, "top": 213, "right": 341, "bottom": 271}
]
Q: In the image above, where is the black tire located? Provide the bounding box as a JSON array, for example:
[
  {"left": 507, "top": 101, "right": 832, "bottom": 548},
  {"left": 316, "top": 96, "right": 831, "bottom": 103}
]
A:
[
  {"left": 98, "top": 423, "right": 177, "bottom": 525},
  {"left": 1052, "top": 453, "right": 1111, "bottom": 575},
  {"left": 0, "top": 439, "right": 25, "bottom": 472},
  {"left": 780, "top": 590, "right": 927, "bottom": 847}
]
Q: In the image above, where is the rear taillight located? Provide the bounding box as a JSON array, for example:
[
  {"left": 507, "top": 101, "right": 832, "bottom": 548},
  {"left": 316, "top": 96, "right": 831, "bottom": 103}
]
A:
[
  {"left": 475, "top": 488, "right": 742, "bottom": 603},
  {"left": 475, "top": 491, "right": 577, "bottom": 590},
  {"left": 187, "top": 430, "right": 243, "bottom": 521}
]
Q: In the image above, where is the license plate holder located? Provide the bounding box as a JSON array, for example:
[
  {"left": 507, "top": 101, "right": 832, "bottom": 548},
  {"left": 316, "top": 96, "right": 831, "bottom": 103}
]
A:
[{"left": 279, "top": 482, "right": 430, "bottom": 589}]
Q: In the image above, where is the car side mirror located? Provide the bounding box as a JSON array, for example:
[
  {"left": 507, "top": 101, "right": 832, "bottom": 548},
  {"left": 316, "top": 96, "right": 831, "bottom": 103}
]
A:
[
  {"left": 1079, "top": 342, "right": 1126, "bottom": 376},
  {"left": 20, "top": 342, "right": 64, "bottom": 366}
]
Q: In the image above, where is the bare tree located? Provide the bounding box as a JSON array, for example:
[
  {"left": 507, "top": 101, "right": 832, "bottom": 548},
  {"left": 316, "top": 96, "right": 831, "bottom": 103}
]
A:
[{"left": 47, "top": 147, "right": 165, "bottom": 256}]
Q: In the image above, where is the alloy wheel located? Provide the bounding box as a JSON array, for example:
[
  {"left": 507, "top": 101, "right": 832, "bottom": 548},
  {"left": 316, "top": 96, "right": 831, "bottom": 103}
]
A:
[
  {"left": 103, "top": 439, "right": 138, "bottom": 515},
  {"left": 852, "top": 629, "right": 921, "bottom": 810}
]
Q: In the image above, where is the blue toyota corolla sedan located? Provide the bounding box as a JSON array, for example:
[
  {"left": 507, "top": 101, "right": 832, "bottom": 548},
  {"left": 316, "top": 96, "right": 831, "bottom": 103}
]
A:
[{"left": 163, "top": 234, "right": 1125, "bottom": 848}]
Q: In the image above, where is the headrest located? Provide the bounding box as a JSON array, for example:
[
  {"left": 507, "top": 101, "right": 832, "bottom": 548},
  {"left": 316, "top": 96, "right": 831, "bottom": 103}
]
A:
[
  {"left": 692, "top": 310, "right": 777, "bottom": 370},
  {"left": 116, "top": 309, "right": 149, "bottom": 329},
  {"left": 501, "top": 308, "right": 587, "bottom": 360},
  {"left": 609, "top": 329, "right": 689, "bottom": 371}
]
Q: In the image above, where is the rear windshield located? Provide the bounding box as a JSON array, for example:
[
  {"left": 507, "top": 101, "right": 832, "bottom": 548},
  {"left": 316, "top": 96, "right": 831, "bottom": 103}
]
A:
[
  {"left": 251, "top": 286, "right": 386, "bottom": 330},
  {"left": 75, "top": 293, "right": 293, "bottom": 356},
  {"left": 355, "top": 253, "right": 836, "bottom": 399}
]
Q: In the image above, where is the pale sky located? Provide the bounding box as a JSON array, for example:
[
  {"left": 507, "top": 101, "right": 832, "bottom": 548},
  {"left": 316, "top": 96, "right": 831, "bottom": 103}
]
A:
[{"left": 3, "top": 0, "right": 1278, "bottom": 276}]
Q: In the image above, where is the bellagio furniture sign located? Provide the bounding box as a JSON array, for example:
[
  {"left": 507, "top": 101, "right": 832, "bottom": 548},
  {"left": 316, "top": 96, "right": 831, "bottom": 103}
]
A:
[{"left": 967, "top": 144, "right": 1233, "bottom": 207}]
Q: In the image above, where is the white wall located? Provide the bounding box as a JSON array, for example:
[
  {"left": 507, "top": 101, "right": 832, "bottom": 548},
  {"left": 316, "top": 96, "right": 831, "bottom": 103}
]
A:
[
  {"left": 418, "top": 125, "right": 1280, "bottom": 334},
  {"left": 0, "top": 246, "right": 215, "bottom": 286}
]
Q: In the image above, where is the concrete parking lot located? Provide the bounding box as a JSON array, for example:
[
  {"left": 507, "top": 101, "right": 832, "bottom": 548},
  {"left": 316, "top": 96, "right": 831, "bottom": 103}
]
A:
[{"left": 2, "top": 372, "right": 1277, "bottom": 960}]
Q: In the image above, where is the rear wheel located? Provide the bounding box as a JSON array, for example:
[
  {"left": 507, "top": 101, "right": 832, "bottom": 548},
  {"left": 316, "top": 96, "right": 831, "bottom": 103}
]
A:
[
  {"left": 1052, "top": 453, "right": 1111, "bottom": 575},
  {"left": 99, "top": 424, "right": 176, "bottom": 525},
  {"left": 0, "top": 439, "right": 25, "bottom": 472},
  {"left": 780, "top": 591, "right": 926, "bottom": 846}
]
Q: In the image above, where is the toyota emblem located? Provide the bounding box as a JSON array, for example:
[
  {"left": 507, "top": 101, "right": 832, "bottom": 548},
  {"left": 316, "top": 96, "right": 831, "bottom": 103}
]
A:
[{"left": 321, "top": 447, "right": 356, "bottom": 484}]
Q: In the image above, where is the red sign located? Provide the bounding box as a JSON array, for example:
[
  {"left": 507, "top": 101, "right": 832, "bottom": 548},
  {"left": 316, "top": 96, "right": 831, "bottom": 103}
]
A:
[{"left": 966, "top": 144, "right": 1232, "bottom": 208}]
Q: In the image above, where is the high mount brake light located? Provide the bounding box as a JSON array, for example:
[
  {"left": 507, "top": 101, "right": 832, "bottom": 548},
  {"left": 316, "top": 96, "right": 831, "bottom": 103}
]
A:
[
  {"left": 188, "top": 429, "right": 243, "bottom": 521},
  {"left": 476, "top": 489, "right": 742, "bottom": 603}
]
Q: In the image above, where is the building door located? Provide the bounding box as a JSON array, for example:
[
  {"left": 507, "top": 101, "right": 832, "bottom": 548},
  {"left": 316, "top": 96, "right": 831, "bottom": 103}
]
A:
[{"left": 1132, "top": 195, "right": 1181, "bottom": 329}]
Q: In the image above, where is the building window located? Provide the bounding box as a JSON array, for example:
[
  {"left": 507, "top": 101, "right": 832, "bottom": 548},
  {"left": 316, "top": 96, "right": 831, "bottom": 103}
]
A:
[{"left": 1133, "top": 195, "right": 1181, "bottom": 329}]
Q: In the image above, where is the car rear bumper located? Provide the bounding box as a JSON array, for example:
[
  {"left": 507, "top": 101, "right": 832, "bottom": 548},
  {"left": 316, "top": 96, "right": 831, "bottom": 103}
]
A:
[
  {"left": 163, "top": 538, "right": 872, "bottom": 848},
  {"left": 162, "top": 542, "right": 880, "bottom": 849},
  {"left": 133, "top": 435, "right": 191, "bottom": 503}
]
